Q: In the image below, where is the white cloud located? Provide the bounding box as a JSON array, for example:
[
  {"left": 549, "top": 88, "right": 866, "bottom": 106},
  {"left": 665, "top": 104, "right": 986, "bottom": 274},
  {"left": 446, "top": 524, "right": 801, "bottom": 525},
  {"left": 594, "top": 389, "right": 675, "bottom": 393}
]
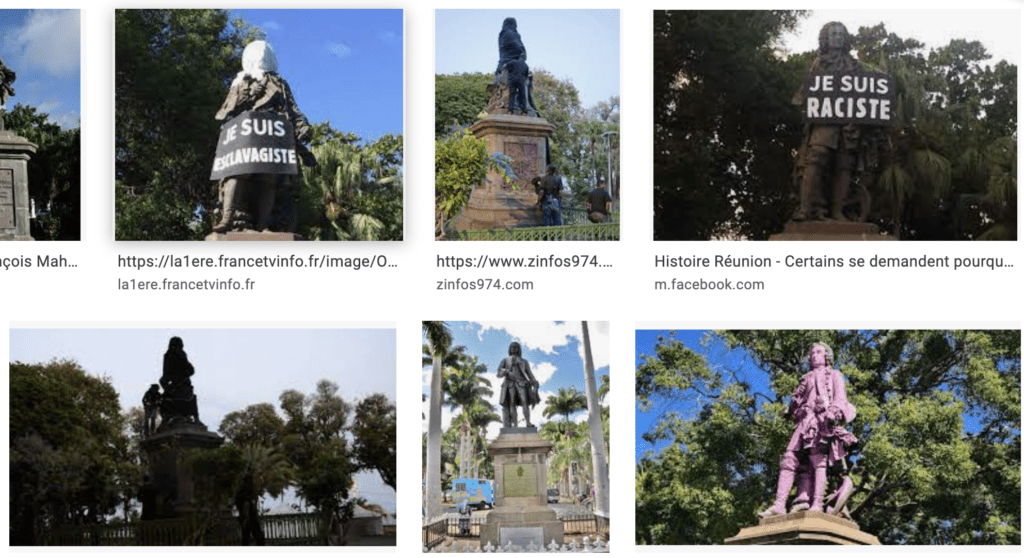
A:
[
  {"left": 532, "top": 361, "right": 557, "bottom": 386},
  {"left": 327, "top": 42, "right": 352, "bottom": 60},
  {"left": 472, "top": 321, "right": 577, "bottom": 354},
  {"left": 8, "top": 10, "right": 80, "bottom": 78}
]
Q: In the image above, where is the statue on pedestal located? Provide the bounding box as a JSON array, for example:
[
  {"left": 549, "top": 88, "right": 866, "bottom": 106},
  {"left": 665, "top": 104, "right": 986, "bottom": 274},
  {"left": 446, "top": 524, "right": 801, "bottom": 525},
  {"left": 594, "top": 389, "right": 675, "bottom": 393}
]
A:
[
  {"left": 497, "top": 341, "right": 540, "bottom": 427},
  {"left": 792, "top": 22, "right": 888, "bottom": 222},
  {"left": 760, "top": 342, "right": 858, "bottom": 518},
  {"left": 157, "top": 336, "right": 204, "bottom": 430},
  {"left": 212, "top": 41, "right": 315, "bottom": 234}
]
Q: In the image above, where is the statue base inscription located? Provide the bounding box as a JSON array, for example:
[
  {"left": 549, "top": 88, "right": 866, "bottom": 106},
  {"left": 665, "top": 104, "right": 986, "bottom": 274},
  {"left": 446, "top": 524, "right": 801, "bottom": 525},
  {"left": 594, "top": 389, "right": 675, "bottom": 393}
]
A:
[
  {"left": 453, "top": 114, "right": 554, "bottom": 231},
  {"left": 770, "top": 221, "right": 895, "bottom": 241},
  {"left": 205, "top": 231, "right": 302, "bottom": 241},
  {"left": 480, "top": 427, "right": 563, "bottom": 548},
  {"left": 0, "top": 130, "right": 37, "bottom": 241},
  {"left": 725, "top": 511, "right": 880, "bottom": 545},
  {"left": 141, "top": 426, "right": 224, "bottom": 520}
]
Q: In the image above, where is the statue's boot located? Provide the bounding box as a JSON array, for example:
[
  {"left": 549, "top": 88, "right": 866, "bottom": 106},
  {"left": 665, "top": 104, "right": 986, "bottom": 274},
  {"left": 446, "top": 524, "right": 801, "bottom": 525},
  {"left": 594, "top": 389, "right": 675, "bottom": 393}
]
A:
[
  {"left": 790, "top": 469, "right": 812, "bottom": 512},
  {"left": 809, "top": 467, "right": 828, "bottom": 512},
  {"left": 213, "top": 178, "right": 240, "bottom": 233},
  {"left": 795, "top": 163, "right": 828, "bottom": 221},
  {"left": 759, "top": 468, "right": 795, "bottom": 517},
  {"left": 830, "top": 171, "right": 852, "bottom": 221}
]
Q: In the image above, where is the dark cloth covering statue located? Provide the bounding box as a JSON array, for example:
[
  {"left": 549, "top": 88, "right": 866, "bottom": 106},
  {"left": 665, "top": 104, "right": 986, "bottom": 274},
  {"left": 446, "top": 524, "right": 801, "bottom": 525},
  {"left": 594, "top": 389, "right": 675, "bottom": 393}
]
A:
[
  {"left": 158, "top": 336, "right": 204, "bottom": 428},
  {"left": 0, "top": 49, "right": 16, "bottom": 130},
  {"left": 761, "top": 342, "right": 858, "bottom": 517},
  {"left": 213, "top": 40, "right": 316, "bottom": 233},
  {"left": 488, "top": 17, "right": 539, "bottom": 117},
  {"left": 497, "top": 341, "right": 541, "bottom": 427},
  {"left": 792, "top": 22, "right": 885, "bottom": 222}
]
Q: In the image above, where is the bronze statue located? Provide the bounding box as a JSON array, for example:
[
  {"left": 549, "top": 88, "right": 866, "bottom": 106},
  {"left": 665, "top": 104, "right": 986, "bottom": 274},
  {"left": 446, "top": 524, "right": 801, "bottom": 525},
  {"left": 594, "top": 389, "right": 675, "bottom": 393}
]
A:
[
  {"left": 0, "top": 49, "right": 16, "bottom": 130},
  {"left": 497, "top": 341, "right": 540, "bottom": 427},
  {"left": 213, "top": 41, "right": 315, "bottom": 233},
  {"left": 158, "top": 337, "right": 203, "bottom": 428},
  {"left": 792, "top": 22, "right": 886, "bottom": 222}
]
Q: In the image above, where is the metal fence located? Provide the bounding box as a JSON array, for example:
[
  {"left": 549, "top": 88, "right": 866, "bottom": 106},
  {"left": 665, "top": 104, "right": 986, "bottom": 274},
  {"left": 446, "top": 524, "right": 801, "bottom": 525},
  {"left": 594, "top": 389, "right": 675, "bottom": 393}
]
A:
[
  {"left": 451, "top": 222, "right": 619, "bottom": 241},
  {"left": 421, "top": 510, "right": 609, "bottom": 549},
  {"left": 42, "top": 513, "right": 326, "bottom": 546}
]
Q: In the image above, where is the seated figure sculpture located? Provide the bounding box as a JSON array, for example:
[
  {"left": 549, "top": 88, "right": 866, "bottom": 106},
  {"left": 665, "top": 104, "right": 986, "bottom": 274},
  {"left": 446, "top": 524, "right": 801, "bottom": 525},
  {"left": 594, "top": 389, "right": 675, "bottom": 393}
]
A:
[
  {"left": 760, "top": 342, "right": 858, "bottom": 517},
  {"left": 213, "top": 40, "right": 316, "bottom": 233}
]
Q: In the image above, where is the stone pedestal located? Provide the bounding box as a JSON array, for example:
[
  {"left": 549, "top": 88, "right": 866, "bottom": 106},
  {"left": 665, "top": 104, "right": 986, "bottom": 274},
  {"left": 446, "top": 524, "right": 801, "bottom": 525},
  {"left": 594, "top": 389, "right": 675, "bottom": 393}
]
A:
[
  {"left": 770, "top": 221, "right": 895, "bottom": 241},
  {"left": 480, "top": 427, "right": 563, "bottom": 549},
  {"left": 205, "top": 231, "right": 301, "bottom": 241},
  {"left": 141, "top": 424, "right": 224, "bottom": 520},
  {"left": 453, "top": 114, "right": 554, "bottom": 230},
  {"left": 0, "top": 130, "right": 37, "bottom": 241},
  {"left": 725, "top": 511, "right": 880, "bottom": 545}
]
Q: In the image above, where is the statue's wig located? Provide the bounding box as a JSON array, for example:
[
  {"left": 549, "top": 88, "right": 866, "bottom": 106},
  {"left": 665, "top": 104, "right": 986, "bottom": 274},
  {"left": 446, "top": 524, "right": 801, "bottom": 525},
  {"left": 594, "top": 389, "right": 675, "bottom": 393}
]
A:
[
  {"left": 810, "top": 342, "right": 835, "bottom": 367},
  {"left": 508, "top": 341, "right": 522, "bottom": 356},
  {"left": 818, "top": 22, "right": 851, "bottom": 54}
]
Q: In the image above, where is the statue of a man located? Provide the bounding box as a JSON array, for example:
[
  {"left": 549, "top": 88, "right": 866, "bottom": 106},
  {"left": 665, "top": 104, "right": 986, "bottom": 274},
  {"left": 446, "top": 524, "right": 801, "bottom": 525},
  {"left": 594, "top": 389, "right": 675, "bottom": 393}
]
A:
[
  {"left": 142, "top": 383, "right": 161, "bottom": 436},
  {"left": 792, "top": 22, "right": 877, "bottom": 222},
  {"left": 159, "top": 336, "right": 203, "bottom": 427},
  {"left": 488, "top": 17, "right": 539, "bottom": 117},
  {"left": 760, "top": 342, "right": 857, "bottom": 517},
  {"left": 0, "top": 49, "right": 17, "bottom": 130},
  {"left": 213, "top": 41, "right": 315, "bottom": 233},
  {"left": 497, "top": 341, "right": 540, "bottom": 427}
]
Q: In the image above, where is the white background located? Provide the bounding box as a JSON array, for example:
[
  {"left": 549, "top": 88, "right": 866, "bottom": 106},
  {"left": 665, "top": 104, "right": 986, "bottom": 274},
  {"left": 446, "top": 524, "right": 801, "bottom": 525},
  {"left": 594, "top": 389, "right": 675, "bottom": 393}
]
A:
[{"left": 1, "top": 0, "right": 1021, "bottom": 555}]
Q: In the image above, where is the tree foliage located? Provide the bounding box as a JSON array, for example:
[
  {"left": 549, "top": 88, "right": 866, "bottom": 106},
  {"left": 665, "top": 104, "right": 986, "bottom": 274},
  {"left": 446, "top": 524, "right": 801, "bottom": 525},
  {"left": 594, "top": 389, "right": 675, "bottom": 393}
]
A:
[
  {"left": 434, "top": 130, "right": 511, "bottom": 238},
  {"left": 3, "top": 105, "right": 81, "bottom": 240},
  {"left": 352, "top": 393, "right": 397, "bottom": 491},
  {"left": 10, "top": 360, "right": 135, "bottom": 545},
  {"left": 635, "top": 330, "right": 1020, "bottom": 545},
  {"left": 654, "top": 11, "right": 1016, "bottom": 240}
]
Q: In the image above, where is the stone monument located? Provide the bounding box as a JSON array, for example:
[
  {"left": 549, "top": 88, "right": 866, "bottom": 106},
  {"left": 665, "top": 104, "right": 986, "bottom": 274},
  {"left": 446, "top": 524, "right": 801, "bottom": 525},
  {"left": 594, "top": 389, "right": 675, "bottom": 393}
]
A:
[
  {"left": 453, "top": 17, "right": 555, "bottom": 230},
  {"left": 771, "top": 22, "right": 894, "bottom": 241},
  {"left": 0, "top": 50, "right": 36, "bottom": 241},
  {"left": 726, "top": 342, "right": 880, "bottom": 545},
  {"left": 141, "top": 337, "right": 224, "bottom": 519},
  {"left": 207, "top": 41, "right": 315, "bottom": 241},
  {"left": 480, "top": 342, "right": 563, "bottom": 549}
]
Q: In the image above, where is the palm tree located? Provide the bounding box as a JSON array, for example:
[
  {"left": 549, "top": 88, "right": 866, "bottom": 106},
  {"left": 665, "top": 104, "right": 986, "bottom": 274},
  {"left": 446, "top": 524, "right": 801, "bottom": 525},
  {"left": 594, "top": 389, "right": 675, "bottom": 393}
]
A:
[
  {"left": 234, "top": 444, "right": 292, "bottom": 545},
  {"left": 543, "top": 387, "right": 588, "bottom": 436},
  {"left": 422, "top": 321, "right": 452, "bottom": 521},
  {"left": 581, "top": 321, "right": 609, "bottom": 516},
  {"left": 442, "top": 354, "right": 497, "bottom": 479}
]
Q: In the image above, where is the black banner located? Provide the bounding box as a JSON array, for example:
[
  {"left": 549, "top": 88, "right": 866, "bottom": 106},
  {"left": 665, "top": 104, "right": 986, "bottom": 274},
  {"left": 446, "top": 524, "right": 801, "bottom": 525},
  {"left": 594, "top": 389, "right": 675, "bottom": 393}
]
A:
[
  {"left": 210, "top": 111, "right": 299, "bottom": 180},
  {"left": 803, "top": 71, "right": 895, "bottom": 126}
]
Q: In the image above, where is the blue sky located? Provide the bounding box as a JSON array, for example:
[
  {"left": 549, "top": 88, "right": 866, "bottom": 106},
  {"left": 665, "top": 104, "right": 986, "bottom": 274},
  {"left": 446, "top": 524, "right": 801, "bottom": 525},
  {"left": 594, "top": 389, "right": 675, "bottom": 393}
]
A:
[
  {"left": 231, "top": 9, "right": 402, "bottom": 142},
  {"left": 10, "top": 327, "right": 397, "bottom": 513},
  {"left": 635, "top": 330, "right": 1002, "bottom": 465},
  {"left": 0, "top": 9, "right": 79, "bottom": 129},
  {"left": 435, "top": 10, "right": 620, "bottom": 109},
  {"left": 422, "top": 321, "right": 610, "bottom": 442}
]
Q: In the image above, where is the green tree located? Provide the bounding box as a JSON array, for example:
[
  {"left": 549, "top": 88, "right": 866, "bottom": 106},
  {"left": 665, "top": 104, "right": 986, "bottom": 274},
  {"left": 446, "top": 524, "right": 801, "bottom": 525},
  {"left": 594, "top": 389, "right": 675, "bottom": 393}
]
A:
[
  {"left": 422, "top": 321, "right": 453, "bottom": 518},
  {"left": 4, "top": 105, "right": 81, "bottom": 240},
  {"left": 351, "top": 393, "right": 397, "bottom": 491},
  {"left": 10, "top": 360, "right": 136, "bottom": 545},
  {"left": 114, "top": 9, "right": 263, "bottom": 240},
  {"left": 435, "top": 73, "right": 492, "bottom": 138},
  {"left": 543, "top": 386, "right": 588, "bottom": 434},
  {"left": 434, "top": 130, "right": 511, "bottom": 238},
  {"left": 635, "top": 330, "right": 1020, "bottom": 544}
]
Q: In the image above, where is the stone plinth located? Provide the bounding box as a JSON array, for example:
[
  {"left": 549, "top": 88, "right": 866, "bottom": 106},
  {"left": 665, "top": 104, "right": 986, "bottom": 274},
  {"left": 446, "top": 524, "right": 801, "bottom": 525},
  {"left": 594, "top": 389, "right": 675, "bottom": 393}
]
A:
[
  {"left": 770, "top": 221, "right": 895, "bottom": 241},
  {"left": 205, "top": 231, "right": 301, "bottom": 241},
  {"left": 141, "top": 424, "right": 224, "bottom": 519},
  {"left": 0, "top": 130, "right": 37, "bottom": 241},
  {"left": 453, "top": 114, "right": 554, "bottom": 231},
  {"left": 480, "top": 427, "right": 563, "bottom": 549},
  {"left": 725, "top": 511, "right": 880, "bottom": 545}
]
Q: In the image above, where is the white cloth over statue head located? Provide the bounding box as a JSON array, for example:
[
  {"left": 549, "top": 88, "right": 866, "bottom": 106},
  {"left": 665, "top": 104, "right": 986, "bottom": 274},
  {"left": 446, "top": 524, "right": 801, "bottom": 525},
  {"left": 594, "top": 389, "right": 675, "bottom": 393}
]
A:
[{"left": 235, "top": 40, "right": 278, "bottom": 85}]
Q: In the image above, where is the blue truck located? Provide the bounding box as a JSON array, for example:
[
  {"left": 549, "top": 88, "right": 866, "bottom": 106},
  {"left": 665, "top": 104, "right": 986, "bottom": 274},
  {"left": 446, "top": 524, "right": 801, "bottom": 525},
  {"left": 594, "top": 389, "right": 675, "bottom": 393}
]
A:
[{"left": 451, "top": 478, "right": 494, "bottom": 510}]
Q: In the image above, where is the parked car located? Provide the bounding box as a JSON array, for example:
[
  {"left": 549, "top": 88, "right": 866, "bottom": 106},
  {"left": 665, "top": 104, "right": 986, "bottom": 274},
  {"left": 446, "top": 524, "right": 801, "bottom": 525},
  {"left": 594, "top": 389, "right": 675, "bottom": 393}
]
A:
[{"left": 547, "top": 488, "right": 559, "bottom": 504}]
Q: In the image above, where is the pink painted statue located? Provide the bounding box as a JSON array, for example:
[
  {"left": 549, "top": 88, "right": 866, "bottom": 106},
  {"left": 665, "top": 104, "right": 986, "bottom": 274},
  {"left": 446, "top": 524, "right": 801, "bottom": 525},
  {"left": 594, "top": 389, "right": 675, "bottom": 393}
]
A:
[{"left": 760, "top": 342, "right": 857, "bottom": 517}]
